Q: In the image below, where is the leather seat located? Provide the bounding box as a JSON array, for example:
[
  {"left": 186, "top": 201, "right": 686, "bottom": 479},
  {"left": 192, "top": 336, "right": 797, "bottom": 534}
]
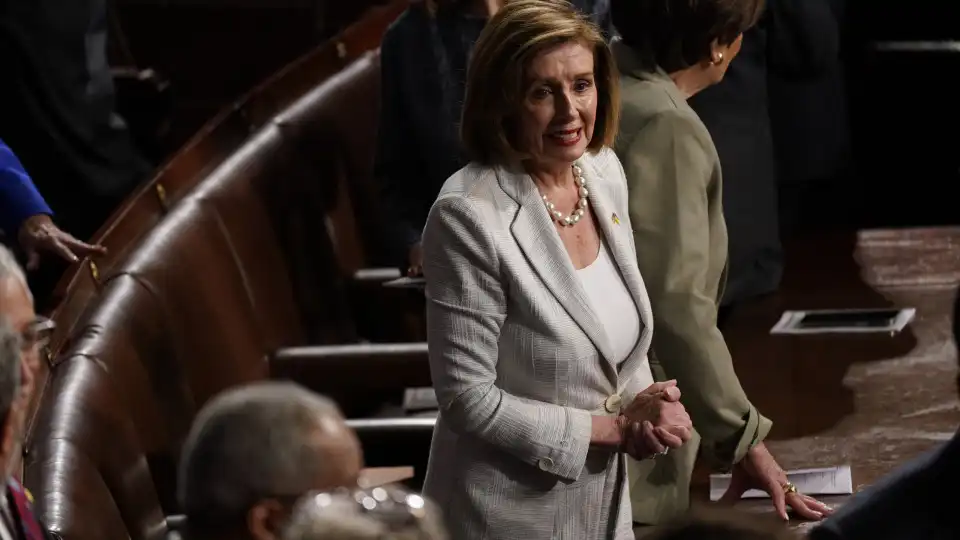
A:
[
  {"left": 25, "top": 357, "right": 167, "bottom": 540},
  {"left": 273, "top": 51, "right": 426, "bottom": 342},
  {"left": 28, "top": 3, "right": 433, "bottom": 538}
]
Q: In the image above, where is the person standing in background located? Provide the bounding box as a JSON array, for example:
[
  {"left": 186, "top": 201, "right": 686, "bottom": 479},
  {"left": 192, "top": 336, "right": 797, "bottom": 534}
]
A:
[
  {"left": 688, "top": 0, "right": 843, "bottom": 311},
  {"left": 767, "top": 0, "right": 851, "bottom": 238},
  {"left": 1, "top": 139, "right": 107, "bottom": 270},
  {"left": 0, "top": 0, "right": 151, "bottom": 305}
]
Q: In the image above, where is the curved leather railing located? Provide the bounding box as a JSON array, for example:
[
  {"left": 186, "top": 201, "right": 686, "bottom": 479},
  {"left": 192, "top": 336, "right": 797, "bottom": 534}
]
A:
[
  {"left": 44, "top": 0, "right": 412, "bottom": 358},
  {"left": 22, "top": 3, "right": 436, "bottom": 540},
  {"left": 27, "top": 0, "right": 412, "bottom": 447}
]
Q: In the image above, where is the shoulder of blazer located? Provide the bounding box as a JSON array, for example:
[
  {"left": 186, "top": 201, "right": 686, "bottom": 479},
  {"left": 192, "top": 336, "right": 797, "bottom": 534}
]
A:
[
  {"left": 435, "top": 162, "right": 501, "bottom": 201},
  {"left": 619, "top": 85, "right": 717, "bottom": 167},
  {"left": 430, "top": 162, "right": 513, "bottom": 226},
  {"left": 582, "top": 146, "right": 628, "bottom": 194}
]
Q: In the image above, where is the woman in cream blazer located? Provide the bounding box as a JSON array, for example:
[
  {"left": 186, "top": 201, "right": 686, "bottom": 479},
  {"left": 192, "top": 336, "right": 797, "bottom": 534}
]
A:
[{"left": 420, "top": 2, "right": 692, "bottom": 539}]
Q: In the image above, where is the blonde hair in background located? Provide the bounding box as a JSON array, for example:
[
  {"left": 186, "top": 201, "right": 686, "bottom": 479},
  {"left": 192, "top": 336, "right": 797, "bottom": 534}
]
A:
[
  {"left": 460, "top": 0, "right": 620, "bottom": 165},
  {"left": 282, "top": 485, "right": 448, "bottom": 540}
]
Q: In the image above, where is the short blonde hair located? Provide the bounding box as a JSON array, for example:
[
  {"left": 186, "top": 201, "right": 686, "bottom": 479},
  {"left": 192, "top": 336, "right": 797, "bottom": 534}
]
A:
[{"left": 461, "top": 0, "right": 619, "bottom": 165}]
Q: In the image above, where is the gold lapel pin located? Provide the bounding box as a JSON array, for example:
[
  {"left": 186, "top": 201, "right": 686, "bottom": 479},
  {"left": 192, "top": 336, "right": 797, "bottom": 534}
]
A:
[{"left": 612, "top": 213, "right": 620, "bottom": 225}]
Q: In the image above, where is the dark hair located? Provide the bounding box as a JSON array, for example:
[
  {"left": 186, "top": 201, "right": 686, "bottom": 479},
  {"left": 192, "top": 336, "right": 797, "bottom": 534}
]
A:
[
  {"left": 461, "top": 0, "right": 619, "bottom": 165},
  {"left": 610, "top": 0, "right": 765, "bottom": 72}
]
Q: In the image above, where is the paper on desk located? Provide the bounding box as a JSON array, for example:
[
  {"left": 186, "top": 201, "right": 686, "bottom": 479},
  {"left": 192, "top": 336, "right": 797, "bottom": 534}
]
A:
[
  {"left": 709, "top": 465, "right": 853, "bottom": 501},
  {"left": 403, "top": 387, "right": 438, "bottom": 412},
  {"left": 383, "top": 277, "right": 426, "bottom": 289}
]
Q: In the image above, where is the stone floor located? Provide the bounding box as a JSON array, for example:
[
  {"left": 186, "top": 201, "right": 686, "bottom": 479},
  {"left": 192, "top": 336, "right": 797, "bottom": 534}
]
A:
[{"left": 697, "top": 227, "right": 960, "bottom": 531}]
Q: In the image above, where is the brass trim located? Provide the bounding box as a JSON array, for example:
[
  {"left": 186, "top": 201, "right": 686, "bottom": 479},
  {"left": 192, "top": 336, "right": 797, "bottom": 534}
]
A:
[
  {"left": 156, "top": 183, "right": 169, "bottom": 211},
  {"left": 88, "top": 259, "right": 101, "bottom": 284}
]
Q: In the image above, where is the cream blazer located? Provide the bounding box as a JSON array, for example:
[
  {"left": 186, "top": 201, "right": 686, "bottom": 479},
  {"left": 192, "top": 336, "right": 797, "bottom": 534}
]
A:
[{"left": 421, "top": 147, "right": 655, "bottom": 540}]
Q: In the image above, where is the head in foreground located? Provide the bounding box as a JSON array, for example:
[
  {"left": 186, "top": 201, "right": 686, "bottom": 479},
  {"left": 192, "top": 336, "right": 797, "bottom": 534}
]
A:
[{"left": 178, "top": 382, "right": 363, "bottom": 540}]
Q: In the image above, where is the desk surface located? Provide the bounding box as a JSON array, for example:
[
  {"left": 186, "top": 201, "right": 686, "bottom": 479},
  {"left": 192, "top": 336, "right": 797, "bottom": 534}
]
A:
[
  {"left": 716, "top": 228, "right": 960, "bottom": 526},
  {"left": 359, "top": 466, "right": 415, "bottom": 488}
]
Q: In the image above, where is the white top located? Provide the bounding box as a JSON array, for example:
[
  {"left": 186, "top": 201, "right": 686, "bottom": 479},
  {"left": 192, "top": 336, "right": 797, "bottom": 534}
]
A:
[{"left": 577, "top": 242, "right": 655, "bottom": 387}]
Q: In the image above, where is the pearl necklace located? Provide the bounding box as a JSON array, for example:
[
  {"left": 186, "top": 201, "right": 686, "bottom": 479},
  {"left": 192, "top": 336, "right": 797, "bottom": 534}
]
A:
[{"left": 541, "top": 163, "right": 588, "bottom": 227}]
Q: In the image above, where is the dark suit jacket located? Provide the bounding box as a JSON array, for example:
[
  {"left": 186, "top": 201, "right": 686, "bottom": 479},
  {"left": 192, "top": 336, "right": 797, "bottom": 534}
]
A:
[
  {"left": 688, "top": 22, "right": 781, "bottom": 306},
  {"left": 0, "top": 0, "right": 149, "bottom": 239},
  {"left": 810, "top": 430, "right": 960, "bottom": 540},
  {"left": 689, "top": 0, "right": 843, "bottom": 304}
]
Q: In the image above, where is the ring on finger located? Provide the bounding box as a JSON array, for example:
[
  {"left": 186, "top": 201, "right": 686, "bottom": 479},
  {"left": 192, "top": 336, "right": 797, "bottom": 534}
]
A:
[{"left": 782, "top": 482, "right": 798, "bottom": 495}]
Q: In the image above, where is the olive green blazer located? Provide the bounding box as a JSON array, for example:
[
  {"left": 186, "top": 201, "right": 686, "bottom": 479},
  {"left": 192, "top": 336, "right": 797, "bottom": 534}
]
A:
[{"left": 612, "top": 41, "right": 773, "bottom": 525}]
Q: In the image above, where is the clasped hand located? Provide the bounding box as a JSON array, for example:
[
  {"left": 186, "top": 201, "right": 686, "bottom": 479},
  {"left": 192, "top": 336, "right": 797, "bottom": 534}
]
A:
[{"left": 618, "top": 380, "right": 693, "bottom": 460}]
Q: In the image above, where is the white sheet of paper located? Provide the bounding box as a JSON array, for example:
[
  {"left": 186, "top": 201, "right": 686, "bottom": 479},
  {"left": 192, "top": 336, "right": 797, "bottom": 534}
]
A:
[
  {"left": 709, "top": 465, "right": 853, "bottom": 501},
  {"left": 383, "top": 277, "right": 426, "bottom": 289},
  {"left": 403, "top": 387, "right": 438, "bottom": 411}
]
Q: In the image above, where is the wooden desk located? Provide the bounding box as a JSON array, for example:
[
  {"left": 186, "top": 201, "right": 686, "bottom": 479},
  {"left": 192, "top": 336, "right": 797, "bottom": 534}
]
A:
[
  {"left": 359, "top": 466, "right": 415, "bottom": 488},
  {"left": 704, "top": 228, "right": 960, "bottom": 529}
]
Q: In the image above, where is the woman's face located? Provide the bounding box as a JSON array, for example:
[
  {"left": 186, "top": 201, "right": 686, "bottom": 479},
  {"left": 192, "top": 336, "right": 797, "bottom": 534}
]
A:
[{"left": 515, "top": 40, "right": 598, "bottom": 173}]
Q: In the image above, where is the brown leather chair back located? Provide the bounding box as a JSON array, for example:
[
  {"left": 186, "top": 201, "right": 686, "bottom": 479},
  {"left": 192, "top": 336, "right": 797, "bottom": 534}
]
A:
[
  {"left": 53, "top": 274, "right": 195, "bottom": 512},
  {"left": 274, "top": 51, "right": 390, "bottom": 274},
  {"left": 30, "top": 3, "right": 410, "bottom": 537},
  {"left": 122, "top": 199, "right": 270, "bottom": 403},
  {"left": 25, "top": 357, "right": 167, "bottom": 540}
]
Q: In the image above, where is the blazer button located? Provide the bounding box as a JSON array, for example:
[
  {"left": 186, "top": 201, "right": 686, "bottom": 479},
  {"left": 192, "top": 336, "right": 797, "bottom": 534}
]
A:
[
  {"left": 604, "top": 394, "right": 623, "bottom": 413},
  {"left": 538, "top": 457, "right": 554, "bottom": 471}
]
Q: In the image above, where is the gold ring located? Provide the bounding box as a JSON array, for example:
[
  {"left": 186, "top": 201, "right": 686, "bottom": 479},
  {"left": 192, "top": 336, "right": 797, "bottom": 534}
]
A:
[{"left": 782, "top": 482, "right": 798, "bottom": 495}]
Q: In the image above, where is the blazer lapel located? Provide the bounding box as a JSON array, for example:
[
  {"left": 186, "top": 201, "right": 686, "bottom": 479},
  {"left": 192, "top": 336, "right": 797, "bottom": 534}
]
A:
[
  {"left": 580, "top": 159, "right": 655, "bottom": 382},
  {"left": 498, "top": 164, "right": 618, "bottom": 369}
]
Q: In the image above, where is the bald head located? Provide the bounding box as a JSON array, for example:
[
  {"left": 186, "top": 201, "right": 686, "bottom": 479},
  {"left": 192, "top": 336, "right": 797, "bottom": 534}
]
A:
[{"left": 178, "top": 382, "right": 363, "bottom": 531}]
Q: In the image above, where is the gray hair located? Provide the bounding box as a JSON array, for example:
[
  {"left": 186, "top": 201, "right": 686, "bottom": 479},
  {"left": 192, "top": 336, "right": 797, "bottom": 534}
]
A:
[
  {"left": 0, "top": 318, "right": 22, "bottom": 422},
  {"left": 178, "top": 382, "right": 350, "bottom": 525},
  {"left": 0, "top": 245, "right": 31, "bottom": 304},
  {"left": 282, "top": 486, "right": 448, "bottom": 540}
]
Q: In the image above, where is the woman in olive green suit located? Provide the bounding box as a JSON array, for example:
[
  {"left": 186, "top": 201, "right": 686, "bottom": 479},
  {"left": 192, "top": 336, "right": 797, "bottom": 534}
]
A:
[{"left": 608, "top": 0, "right": 832, "bottom": 526}]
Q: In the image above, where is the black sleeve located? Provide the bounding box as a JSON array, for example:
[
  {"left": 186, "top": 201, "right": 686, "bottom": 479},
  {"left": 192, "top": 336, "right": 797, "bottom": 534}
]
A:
[
  {"left": 765, "top": 0, "right": 841, "bottom": 79},
  {"left": 373, "top": 25, "right": 425, "bottom": 255}
]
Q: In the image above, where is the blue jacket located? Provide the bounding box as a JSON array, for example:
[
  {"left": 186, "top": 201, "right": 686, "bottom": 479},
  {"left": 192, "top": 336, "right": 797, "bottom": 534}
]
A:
[{"left": 0, "top": 138, "right": 52, "bottom": 236}]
